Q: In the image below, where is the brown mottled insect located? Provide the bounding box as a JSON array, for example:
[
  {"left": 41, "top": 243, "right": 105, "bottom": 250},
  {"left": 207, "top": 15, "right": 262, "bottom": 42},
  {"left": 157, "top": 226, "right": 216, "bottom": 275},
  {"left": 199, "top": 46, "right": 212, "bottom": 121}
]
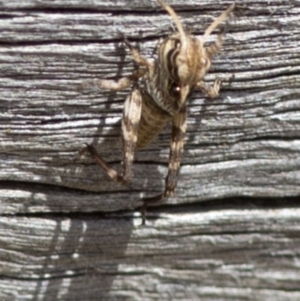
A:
[{"left": 83, "top": 0, "right": 235, "bottom": 223}]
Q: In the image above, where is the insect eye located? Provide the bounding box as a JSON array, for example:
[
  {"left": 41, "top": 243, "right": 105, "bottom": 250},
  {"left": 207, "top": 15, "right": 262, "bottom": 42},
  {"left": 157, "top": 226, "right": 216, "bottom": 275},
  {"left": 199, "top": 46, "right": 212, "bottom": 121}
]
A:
[
  {"left": 169, "top": 83, "right": 181, "bottom": 97},
  {"left": 201, "top": 58, "right": 207, "bottom": 65},
  {"left": 175, "top": 40, "right": 181, "bottom": 48}
]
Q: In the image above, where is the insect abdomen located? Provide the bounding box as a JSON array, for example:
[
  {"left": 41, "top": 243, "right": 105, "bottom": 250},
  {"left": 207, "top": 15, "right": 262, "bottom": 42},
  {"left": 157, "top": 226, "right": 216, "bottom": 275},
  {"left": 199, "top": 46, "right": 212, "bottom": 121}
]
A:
[{"left": 136, "top": 90, "right": 172, "bottom": 149}]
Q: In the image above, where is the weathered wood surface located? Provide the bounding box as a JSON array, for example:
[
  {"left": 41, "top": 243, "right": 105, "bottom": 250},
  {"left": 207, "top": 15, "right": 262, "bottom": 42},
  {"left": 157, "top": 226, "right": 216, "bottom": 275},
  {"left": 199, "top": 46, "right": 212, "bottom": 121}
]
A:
[{"left": 0, "top": 0, "right": 300, "bottom": 300}]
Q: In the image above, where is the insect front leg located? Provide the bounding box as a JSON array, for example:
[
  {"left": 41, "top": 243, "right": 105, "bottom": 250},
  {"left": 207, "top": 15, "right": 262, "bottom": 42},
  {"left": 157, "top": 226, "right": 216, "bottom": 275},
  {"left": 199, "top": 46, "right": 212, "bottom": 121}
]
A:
[
  {"left": 197, "top": 72, "right": 234, "bottom": 99},
  {"left": 80, "top": 69, "right": 146, "bottom": 92},
  {"left": 141, "top": 105, "right": 187, "bottom": 224},
  {"left": 87, "top": 88, "right": 142, "bottom": 184}
]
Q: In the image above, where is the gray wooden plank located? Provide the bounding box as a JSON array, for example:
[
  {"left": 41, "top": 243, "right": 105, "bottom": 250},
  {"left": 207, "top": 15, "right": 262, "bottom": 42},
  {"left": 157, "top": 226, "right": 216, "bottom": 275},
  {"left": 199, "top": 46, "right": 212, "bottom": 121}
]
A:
[{"left": 0, "top": 0, "right": 300, "bottom": 300}]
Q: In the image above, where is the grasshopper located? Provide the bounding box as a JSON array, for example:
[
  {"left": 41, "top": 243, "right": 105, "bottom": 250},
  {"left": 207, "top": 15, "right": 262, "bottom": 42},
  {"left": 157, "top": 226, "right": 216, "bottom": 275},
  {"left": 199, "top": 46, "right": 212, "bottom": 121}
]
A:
[{"left": 83, "top": 0, "right": 235, "bottom": 223}]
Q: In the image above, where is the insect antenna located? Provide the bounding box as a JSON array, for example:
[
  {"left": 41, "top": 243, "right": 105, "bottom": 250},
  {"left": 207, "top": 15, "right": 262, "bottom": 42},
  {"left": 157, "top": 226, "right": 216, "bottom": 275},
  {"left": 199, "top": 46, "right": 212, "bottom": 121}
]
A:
[
  {"left": 156, "top": 0, "right": 187, "bottom": 51},
  {"left": 202, "top": 3, "right": 235, "bottom": 44}
]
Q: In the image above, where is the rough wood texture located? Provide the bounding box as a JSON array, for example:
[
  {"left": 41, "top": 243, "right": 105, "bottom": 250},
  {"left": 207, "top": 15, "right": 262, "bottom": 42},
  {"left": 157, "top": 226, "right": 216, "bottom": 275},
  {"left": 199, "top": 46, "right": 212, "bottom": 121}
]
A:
[{"left": 0, "top": 0, "right": 300, "bottom": 300}]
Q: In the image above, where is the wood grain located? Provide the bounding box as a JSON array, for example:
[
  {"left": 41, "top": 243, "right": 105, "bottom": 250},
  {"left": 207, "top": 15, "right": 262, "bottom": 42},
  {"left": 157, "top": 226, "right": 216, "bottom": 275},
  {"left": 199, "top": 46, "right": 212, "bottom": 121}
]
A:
[{"left": 0, "top": 0, "right": 300, "bottom": 300}]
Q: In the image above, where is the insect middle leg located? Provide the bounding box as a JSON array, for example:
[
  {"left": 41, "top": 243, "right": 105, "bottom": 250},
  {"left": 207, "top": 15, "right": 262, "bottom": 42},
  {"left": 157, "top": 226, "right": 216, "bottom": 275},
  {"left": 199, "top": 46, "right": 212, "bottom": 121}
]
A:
[
  {"left": 197, "top": 79, "right": 223, "bottom": 98},
  {"left": 80, "top": 39, "right": 151, "bottom": 92},
  {"left": 123, "top": 38, "right": 152, "bottom": 68},
  {"left": 87, "top": 88, "right": 142, "bottom": 184}
]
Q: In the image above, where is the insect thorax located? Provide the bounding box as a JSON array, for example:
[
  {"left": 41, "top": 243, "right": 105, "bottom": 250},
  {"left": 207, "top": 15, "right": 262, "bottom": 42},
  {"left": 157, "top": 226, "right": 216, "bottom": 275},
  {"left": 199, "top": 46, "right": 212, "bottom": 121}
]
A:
[{"left": 142, "top": 33, "right": 211, "bottom": 116}]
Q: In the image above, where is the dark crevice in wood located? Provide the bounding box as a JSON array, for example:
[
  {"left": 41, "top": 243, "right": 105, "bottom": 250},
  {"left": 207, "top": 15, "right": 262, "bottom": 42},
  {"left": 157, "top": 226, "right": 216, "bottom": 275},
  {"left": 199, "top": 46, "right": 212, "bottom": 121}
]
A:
[
  {"left": 0, "top": 35, "right": 161, "bottom": 46},
  {"left": 234, "top": 136, "right": 300, "bottom": 143},
  {"left": 185, "top": 136, "right": 300, "bottom": 148},
  {"left": 144, "top": 196, "right": 300, "bottom": 217},
  {"left": 1, "top": 178, "right": 299, "bottom": 218},
  {"left": 0, "top": 13, "right": 21, "bottom": 19},
  {"left": 0, "top": 272, "right": 87, "bottom": 281},
  {"left": 0, "top": 180, "right": 139, "bottom": 196},
  {"left": 0, "top": 6, "right": 237, "bottom": 15}
]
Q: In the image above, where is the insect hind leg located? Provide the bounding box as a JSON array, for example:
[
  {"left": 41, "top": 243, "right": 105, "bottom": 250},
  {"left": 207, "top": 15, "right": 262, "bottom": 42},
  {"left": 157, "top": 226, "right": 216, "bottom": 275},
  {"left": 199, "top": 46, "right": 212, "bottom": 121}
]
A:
[
  {"left": 87, "top": 88, "right": 142, "bottom": 184},
  {"left": 86, "top": 144, "right": 125, "bottom": 183}
]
